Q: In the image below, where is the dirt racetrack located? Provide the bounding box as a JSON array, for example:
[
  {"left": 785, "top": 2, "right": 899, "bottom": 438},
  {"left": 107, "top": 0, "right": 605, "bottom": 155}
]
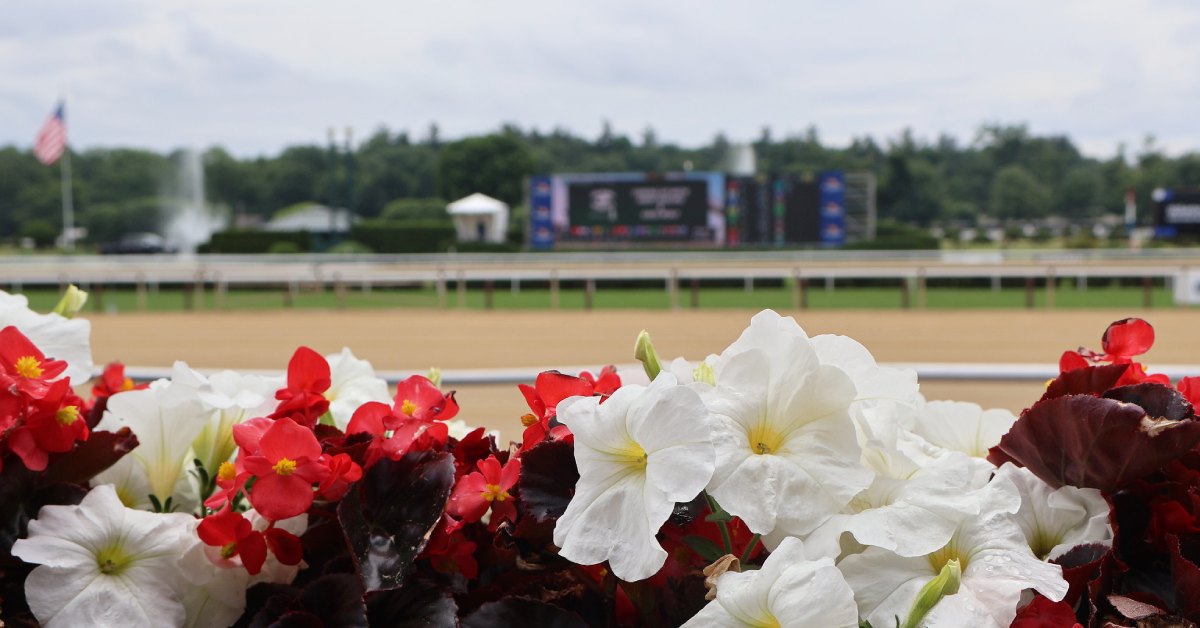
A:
[{"left": 88, "top": 308, "right": 1199, "bottom": 442}]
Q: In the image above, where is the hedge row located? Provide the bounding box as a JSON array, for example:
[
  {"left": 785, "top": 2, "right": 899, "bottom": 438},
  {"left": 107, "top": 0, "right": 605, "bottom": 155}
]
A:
[
  {"left": 348, "top": 220, "right": 457, "bottom": 253},
  {"left": 198, "top": 230, "right": 312, "bottom": 254}
]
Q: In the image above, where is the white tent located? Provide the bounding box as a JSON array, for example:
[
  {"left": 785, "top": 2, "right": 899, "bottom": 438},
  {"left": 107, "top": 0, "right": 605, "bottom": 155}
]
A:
[{"left": 446, "top": 193, "right": 509, "bottom": 244}]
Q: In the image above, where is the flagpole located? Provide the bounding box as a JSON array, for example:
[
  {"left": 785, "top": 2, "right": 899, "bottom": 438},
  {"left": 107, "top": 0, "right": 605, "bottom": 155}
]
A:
[{"left": 60, "top": 135, "right": 74, "bottom": 251}]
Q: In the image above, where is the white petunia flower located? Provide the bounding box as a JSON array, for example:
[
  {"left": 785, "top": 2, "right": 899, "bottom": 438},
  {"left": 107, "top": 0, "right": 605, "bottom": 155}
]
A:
[
  {"left": 11, "top": 485, "right": 195, "bottom": 628},
  {"left": 554, "top": 373, "right": 716, "bottom": 581},
  {"left": 683, "top": 537, "right": 859, "bottom": 628},
  {"left": 794, "top": 431, "right": 986, "bottom": 560},
  {"left": 324, "top": 347, "right": 390, "bottom": 430},
  {"left": 93, "top": 381, "right": 211, "bottom": 510},
  {"left": 839, "top": 475, "right": 1068, "bottom": 628},
  {"left": 702, "top": 310, "right": 878, "bottom": 538},
  {"left": 169, "top": 363, "right": 280, "bottom": 478},
  {"left": 910, "top": 400, "right": 1016, "bottom": 460},
  {"left": 994, "top": 463, "right": 1112, "bottom": 560},
  {"left": 0, "top": 289, "right": 93, "bottom": 384}
]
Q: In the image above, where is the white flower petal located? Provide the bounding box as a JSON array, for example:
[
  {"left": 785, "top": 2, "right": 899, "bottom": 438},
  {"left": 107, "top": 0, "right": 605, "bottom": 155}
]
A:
[
  {"left": 685, "top": 538, "right": 858, "bottom": 628},
  {"left": 911, "top": 400, "right": 1016, "bottom": 459},
  {"left": 325, "top": 348, "right": 390, "bottom": 430}
]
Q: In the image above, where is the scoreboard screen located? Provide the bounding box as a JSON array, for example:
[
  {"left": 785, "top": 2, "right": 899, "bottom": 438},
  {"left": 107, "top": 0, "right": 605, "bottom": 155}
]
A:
[{"left": 529, "top": 172, "right": 726, "bottom": 247}]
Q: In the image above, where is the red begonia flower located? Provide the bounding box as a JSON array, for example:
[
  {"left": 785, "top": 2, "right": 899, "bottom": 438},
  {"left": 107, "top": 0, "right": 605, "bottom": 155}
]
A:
[
  {"left": 392, "top": 375, "right": 458, "bottom": 422},
  {"left": 6, "top": 379, "right": 88, "bottom": 471},
  {"left": 318, "top": 452, "right": 363, "bottom": 501},
  {"left": 270, "top": 346, "right": 331, "bottom": 428},
  {"left": 0, "top": 326, "right": 68, "bottom": 399},
  {"left": 91, "top": 362, "right": 142, "bottom": 399},
  {"left": 422, "top": 515, "right": 478, "bottom": 580},
  {"left": 346, "top": 401, "right": 440, "bottom": 467},
  {"left": 448, "top": 455, "right": 520, "bottom": 525},
  {"left": 204, "top": 460, "right": 250, "bottom": 509},
  {"left": 581, "top": 365, "right": 621, "bottom": 397},
  {"left": 240, "top": 418, "right": 330, "bottom": 520},
  {"left": 197, "top": 506, "right": 268, "bottom": 575}
]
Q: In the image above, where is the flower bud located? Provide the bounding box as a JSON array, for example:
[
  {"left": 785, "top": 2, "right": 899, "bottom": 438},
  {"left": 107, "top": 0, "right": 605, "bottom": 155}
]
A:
[
  {"left": 52, "top": 284, "right": 88, "bottom": 318},
  {"left": 634, "top": 330, "right": 662, "bottom": 380},
  {"left": 901, "top": 558, "right": 961, "bottom": 628}
]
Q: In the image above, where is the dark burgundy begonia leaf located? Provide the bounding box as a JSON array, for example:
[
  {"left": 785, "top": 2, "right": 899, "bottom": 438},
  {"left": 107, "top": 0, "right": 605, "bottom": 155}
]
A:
[
  {"left": 668, "top": 493, "right": 708, "bottom": 528},
  {"left": 338, "top": 450, "right": 455, "bottom": 592},
  {"left": 518, "top": 439, "right": 578, "bottom": 522},
  {"left": 463, "top": 597, "right": 587, "bottom": 628},
  {"left": 1104, "top": 384, "right": 1195, "bottom": 421},
  {"left": 1051, "top": 543, "right": 1110, "bottom": 607},
  {"left": 365, "top": 577, "right": 459, "bottom": 627},
  {"left": 1042, "top": 364, "right": 1130, "bottom": 401},
  {"left": 41, "top": 427, "right": 138, "bottom": 485},
  {"left": 1169, "top": 534, "right": 1200, "bottom": 622},
  {"left": 988, "top": 394, "right": 1200, "bottom": 492},
  {"left": 242, "top": 574, "right": 366, "bottom": 628}
]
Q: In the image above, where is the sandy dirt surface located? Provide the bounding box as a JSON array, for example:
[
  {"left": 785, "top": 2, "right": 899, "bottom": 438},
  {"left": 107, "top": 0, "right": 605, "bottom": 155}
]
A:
[{"left": 88, "top": 307, "right": 1198, "bottom": 441}]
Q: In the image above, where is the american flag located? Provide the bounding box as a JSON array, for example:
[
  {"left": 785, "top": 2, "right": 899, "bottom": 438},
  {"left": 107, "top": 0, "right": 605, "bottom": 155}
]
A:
[{"left": 34, "top": 102, "right": 67, "bottom": 165}]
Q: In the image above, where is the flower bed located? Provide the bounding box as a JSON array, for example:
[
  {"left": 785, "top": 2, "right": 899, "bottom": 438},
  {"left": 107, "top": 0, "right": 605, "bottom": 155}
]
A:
[{"left": 1, "top": 287, "right": 1199, "bottom": 627}]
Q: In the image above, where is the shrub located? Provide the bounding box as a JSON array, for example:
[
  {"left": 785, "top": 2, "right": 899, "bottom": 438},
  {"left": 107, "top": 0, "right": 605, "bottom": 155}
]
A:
[
  {"left": 349, "top": 220, "right": 455, "bottom": 253},
  {"left": 200, "top": 230, "right": 312, "bottom": 254}
]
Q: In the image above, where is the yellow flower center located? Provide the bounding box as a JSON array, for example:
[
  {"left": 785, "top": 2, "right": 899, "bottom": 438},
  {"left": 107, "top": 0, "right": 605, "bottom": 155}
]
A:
[
  {"left": 927, "top": 537, "right": 970, "bottom": 573},
  {"left": 217, "top": 461, "right": 237, "bottom": 482},
  {"left": 747, "top": 422, "right": 785, "bottom": 456},
  {"left": 95, "top": 545, "right": 130, "bottom": 575},
  {"left": 400, "top": 399, "right": 417, "bottom": 416},
  {"left": 481, "top": 483, "right": 511, "bottom": 502},
  {"left": 15, "top": 355, "right": 43, "bottom": 379},
  {"left": 273, "top": 457, "right": 297, "bottom": 476},
  {"left": 520, "top": 413, "right": 539, "bottom": 427},
  {"left": 220, "top": 542, "right": 239, "bottom": 559},
  {"left": 122, "top": 377, "right": 135, "bottom": 391},
  {"left": 614, "top": 441, "right": 649, "bottom": 468},
  {"left": 55, "top": 405, "right": 81, "bottom": 426}
]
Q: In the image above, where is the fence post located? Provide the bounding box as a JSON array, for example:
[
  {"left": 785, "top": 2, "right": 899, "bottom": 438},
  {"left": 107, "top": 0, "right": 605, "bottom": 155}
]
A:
[
  {"left": 1024, "top": 276, "right": 1035, "bottom": 309},
  {"left": 584, "top": 278, "right": 595, "bottom": 310},
  {"left": 550, "top": 271, "right": 560, "bottom": 310},
  {"left": 668, "top": 269, "right": 680, "bottom": 310},
  {"left": 1045, "top": 268, "right": 1055, "bottom": 309},
  {"left": 917, "top": 268, "right": 927, "bottom": 309},
  {"left": 689, "top": 278, "right": 700, "bottom": 310},
  {"left": 484, "top": 280, "right": 494, "bottom": 310},
  {"left": 456, "top": 270, "right": 466, "bottom": 309}
]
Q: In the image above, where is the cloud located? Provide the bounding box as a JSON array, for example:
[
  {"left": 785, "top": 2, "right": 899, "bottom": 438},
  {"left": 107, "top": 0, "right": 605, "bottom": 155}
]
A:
[{"left": 1, "top": 0, "right": 1199, "bottom": 157}]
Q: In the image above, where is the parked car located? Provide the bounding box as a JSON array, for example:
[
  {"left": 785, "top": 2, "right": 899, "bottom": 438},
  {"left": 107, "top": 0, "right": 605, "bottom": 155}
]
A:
[{"left": 99, "top": 232, "right": 178, "bottom": 255}]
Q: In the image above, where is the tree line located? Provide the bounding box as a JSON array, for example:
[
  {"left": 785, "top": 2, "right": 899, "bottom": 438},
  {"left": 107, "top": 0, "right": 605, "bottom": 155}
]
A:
[{"left": 2, "top": 122, "right": 1198, "bottom": 246}]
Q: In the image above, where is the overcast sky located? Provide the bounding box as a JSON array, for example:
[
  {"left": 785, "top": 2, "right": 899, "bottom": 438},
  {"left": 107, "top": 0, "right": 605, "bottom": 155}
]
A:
[{"left": 2, "top": 0, "right": 1197, "bottom": 158}]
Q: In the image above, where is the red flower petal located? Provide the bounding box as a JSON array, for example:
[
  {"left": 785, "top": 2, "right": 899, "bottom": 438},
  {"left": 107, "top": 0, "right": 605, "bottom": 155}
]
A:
[
  {"left": 286, "top": 346, "right": 331, "bottom": 392},
  {"left": 250, "top": 473, "right": 315, "bottom": 520},
  {"left": 233, "top": 417, "right": 274, "bottom": 456},
  {"left": 197, "top": 506, "right": 252, "bottom": 547},
  {"left": 1059, "top": 350, "right": 1090, "bottom": 373},
  {"left": 1010, "top": 594, "right": 1082, "bottom": 627},
  {"left": 259, "top": 417, "right": 322, "bottom": 463},
  {"left": 264, "top": 527, "right": 303, "bottom": 566},
  {"left": 239, "top": 530, "right": 268, "bottom": 575},
  {"left": 534, "top": 371, "right": 594, "bottom": 412},
  {"left": 346, "top": 401, "right": 392, "bottom": 436},
  {"left": 1101, "top": 318, "right": 1155, "bottom": 359}
]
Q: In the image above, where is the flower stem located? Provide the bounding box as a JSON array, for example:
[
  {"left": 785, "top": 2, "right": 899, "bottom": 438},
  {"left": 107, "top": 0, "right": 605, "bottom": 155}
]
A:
[
  {"left": 739, "top": 534, "right": 760, "bottom": 563},
  {"left": 704, "top": 492, "right": 734, "bottom": 555}
]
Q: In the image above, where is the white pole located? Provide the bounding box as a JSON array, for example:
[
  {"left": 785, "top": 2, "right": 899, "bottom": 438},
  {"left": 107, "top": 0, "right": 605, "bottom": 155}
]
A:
[{"left": 60, "top": 142, "right": 75, "bottom": 251}]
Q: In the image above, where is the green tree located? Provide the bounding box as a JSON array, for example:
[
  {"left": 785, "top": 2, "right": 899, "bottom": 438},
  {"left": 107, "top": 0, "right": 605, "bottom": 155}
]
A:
[
  {"left": 989, "top": 165, "right": 1050, "bottom": 219},
  {"left": 436, "top": 134, "right": 534, "bottom": 206}
]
